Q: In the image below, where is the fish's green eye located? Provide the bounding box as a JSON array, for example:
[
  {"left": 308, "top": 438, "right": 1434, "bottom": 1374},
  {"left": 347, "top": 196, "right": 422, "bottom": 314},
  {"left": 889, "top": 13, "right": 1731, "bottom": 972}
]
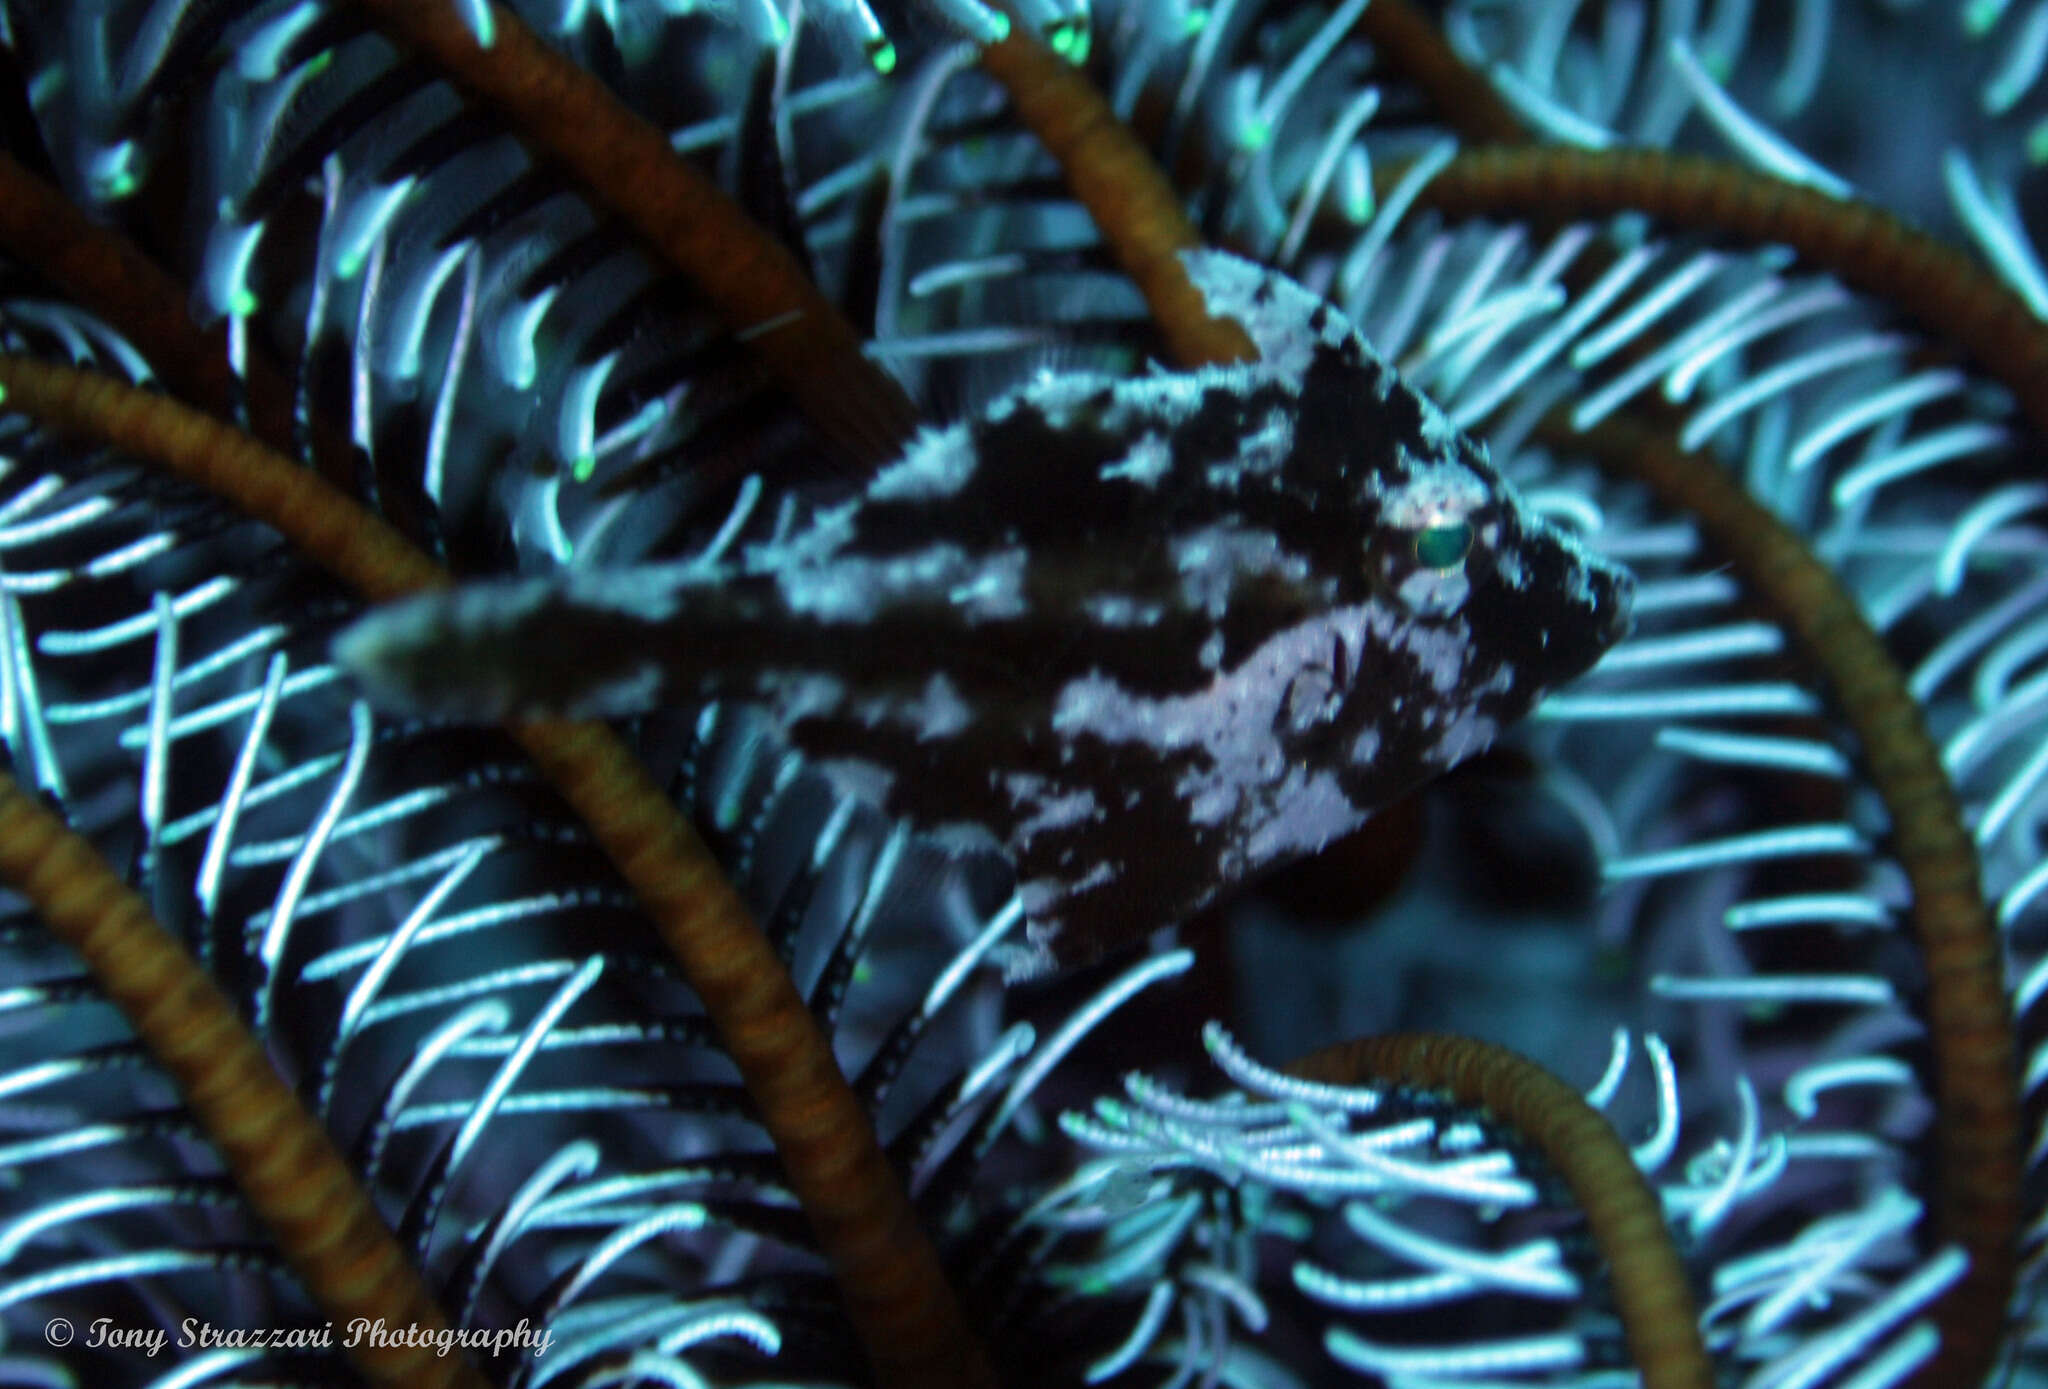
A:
[{"left": 1414, "top": 519, "right": 1473, "bottom": 571}]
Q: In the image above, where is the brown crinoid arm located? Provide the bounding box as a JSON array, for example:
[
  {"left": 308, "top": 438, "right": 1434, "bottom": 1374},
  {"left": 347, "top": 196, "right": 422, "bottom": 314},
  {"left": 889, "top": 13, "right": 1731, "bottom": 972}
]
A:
[
  {"left": 1287, "top": 1034, "right": 1713, "bottom": 1389},
  {"left": 1552, "top": 412, "right": 2020, "bottom": 1389},
  {"left": 347, "top": 0, "right": 920, "bottom": 471},
  {"left": 0, "top": 769, "right": 490, "bottom": 1389},
  {"left": 1344, "top": 20, "right": 2033, "bottom": 1377},
  {"left": 0, "top": 354, "right": 993, "bottom": 1389},
  {"left": 1406, "top": 148, "right": 2048, "bottom": 442},
  {"left": 977, "top": 27, "right": 1257, "bottom": 368}
]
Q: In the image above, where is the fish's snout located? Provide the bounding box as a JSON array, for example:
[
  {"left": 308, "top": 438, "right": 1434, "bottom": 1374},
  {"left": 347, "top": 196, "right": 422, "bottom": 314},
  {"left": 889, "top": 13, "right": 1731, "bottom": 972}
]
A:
[
  {"left": 1533, "top": 550, "right": 1636, "bottom": 689},
  {"left": 1595, "top": 559, "right": 1636, "bottom": 649}
]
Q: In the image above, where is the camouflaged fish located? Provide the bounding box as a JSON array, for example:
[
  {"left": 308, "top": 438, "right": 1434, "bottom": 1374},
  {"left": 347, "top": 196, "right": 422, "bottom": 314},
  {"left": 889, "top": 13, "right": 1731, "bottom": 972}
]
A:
[{"left": 336, "top": 250, "right": 1633, "bottom": 975}]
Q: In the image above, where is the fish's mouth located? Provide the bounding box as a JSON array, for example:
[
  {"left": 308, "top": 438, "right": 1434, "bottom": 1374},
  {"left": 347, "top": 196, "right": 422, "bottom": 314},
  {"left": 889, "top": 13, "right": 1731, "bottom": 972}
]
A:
[
  {"left": 1596, "top": 560, "right": 1637, "bottom": 648},
  {"left": 1534, "top": 553, "right": 1636, "bottom": 689}
]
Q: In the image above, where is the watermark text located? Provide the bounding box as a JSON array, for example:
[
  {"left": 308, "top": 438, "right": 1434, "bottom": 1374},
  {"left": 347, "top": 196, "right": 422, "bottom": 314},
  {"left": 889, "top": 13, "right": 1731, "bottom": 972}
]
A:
[{"left": 42, "top": 1315, "right": 553, "bottom": 1359}]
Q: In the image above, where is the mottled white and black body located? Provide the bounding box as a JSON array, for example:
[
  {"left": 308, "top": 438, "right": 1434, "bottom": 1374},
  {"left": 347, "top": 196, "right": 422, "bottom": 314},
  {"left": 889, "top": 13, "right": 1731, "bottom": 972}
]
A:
[{"left": 338, "top": 252, "right": 1632, "bottom": 973}]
